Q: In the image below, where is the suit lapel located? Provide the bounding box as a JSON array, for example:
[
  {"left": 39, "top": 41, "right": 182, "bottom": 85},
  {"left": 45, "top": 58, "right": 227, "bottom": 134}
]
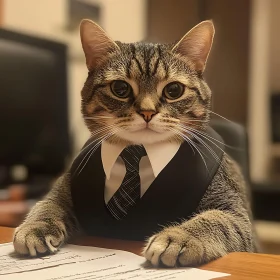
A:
[{"left": 70, "top": 142, "right": 107, "bottom": 225}]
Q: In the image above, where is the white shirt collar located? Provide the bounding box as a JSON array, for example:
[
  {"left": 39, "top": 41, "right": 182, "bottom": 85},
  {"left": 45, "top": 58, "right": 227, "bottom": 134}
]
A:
[{"left": 101, "top": 141, "right": 181, "bottom": 179}]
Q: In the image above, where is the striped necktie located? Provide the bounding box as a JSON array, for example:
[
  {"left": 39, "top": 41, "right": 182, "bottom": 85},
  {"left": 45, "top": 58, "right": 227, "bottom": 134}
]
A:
[{"left": 107, "top": 145, "right": 147, "bottom": 220}]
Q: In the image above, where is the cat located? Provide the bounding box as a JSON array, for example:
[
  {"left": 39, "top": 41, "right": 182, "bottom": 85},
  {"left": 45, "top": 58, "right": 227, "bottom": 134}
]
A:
[{"left": 13, "top": 19, "right": 257, "bottom": 267}]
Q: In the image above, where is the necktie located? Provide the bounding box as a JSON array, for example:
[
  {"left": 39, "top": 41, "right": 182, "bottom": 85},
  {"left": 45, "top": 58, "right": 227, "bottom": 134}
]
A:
[{"left": 107, "top": 145, "right": 147, "bottom": 220}]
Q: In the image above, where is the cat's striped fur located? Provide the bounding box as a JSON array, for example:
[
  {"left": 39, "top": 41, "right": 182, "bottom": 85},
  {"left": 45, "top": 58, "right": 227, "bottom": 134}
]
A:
[{"left": 13, "top": 19, "right": 257, "bottom": 266}]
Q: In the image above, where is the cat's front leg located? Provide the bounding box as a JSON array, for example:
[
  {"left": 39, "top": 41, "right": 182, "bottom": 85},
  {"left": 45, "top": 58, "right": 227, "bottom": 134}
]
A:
[
  {"left": 143, "top": 209, "right": 253, "bottom": 267},
  {"left": 13, "top": 174, "right": 78, "bottom": 256}
]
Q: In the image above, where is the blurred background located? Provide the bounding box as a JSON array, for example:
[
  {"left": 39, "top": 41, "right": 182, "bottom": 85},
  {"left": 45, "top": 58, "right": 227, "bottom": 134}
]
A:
[{"left": 0, "top": 0, "right": 280, "bottom": 253}]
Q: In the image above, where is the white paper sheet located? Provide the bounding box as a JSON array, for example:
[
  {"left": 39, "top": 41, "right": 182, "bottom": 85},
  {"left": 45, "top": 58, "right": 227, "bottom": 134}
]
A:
[{"left": 0, "top": 243, "right": 229, "bottom": 280}]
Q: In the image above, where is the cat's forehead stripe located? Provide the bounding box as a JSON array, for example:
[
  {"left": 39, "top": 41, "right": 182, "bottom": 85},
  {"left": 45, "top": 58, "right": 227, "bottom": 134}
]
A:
[
  {"left": 129, "top": 43, "right": 165, "bottom": 79},
  {"left": 130, "top": 44, "right": 144, "bottom": 75}
]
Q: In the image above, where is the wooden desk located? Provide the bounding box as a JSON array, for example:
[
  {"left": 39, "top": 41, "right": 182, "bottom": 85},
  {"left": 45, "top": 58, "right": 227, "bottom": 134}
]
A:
[{"left": 1, "top": 226, "right": 280, "bottom": 280}]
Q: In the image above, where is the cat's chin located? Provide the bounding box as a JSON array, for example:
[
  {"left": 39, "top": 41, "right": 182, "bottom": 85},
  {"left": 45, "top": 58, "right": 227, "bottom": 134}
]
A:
[{"left": 115, "top": 129, "right": 175, "bottom": 145}]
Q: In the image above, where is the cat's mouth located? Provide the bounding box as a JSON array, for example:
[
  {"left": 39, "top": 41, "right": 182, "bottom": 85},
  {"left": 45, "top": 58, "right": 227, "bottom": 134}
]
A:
[
  {"left": 116, "top": 122, "right": 175, "bottom": 144},
  {"left": 134, "top": 123, "right": 162, "bottom": 134},
  {"left": 139, "top": 127, "right": 160, "bottom": 133}
]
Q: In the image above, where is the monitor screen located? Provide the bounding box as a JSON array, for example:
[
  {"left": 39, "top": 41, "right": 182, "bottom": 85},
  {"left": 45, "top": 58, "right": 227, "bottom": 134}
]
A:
[{"left": 0, "top": 29, "right": 70, "bottom": 178}]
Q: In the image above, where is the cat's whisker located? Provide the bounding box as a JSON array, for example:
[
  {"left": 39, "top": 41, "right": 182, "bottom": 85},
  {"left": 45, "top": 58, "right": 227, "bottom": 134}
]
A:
[
  {"left": 77, "top": 127, "right": 115, "bottom": 155},
  {"left": 77, "top": 125, "right": 118, "bottom": 156},
  {"left": 179, "top": 127, "right": 221, "bottom": 164},
  {"left": 182, "top": 125, "right": 229, "bottom": 158},
  {"left": 85, "top": 116, "right": 114, "bottom": 120},
  {"left": 207, "top": 110, "right": 233, "bottom": 124},
  {"left": 169, "top": 128, "right": 196, "bottom": 155},
  {"left": 91, "top": 124, "right": 116, "bottom": 133},
  {"left": 169, "top": 128, "right": 210, "bottom": 173},
  {"left": 78, "top": 139, "right": 96, "bottom": 154},
  {"left": 181, "top": 127, "right": 219, "bottom": 159},
  {"left": 179, "top": 116, "right": 243, "bottom": 152},
  {"left": 186, "top": 126, "right": 225, "bottom": 146},
  {"left": 74, "top": 135, "right": 106, "bottom": 176},
  {"left": 192, "top": 134, "right": 221, "bottom": 164},
  {"left": 76, "top": 127, "right": 121, "bottom": 176},
  {"left": 182, "top": 136, "right": 209, "bottom": 173},
  {"left": 74, "top": 125, "right": 118, "bottom": 174},
  {"left": 160, "top": 118, "right": 180, "bottom": 124},
  {"left": 92, "top": 123, "right": 115, "bottom": 132},
  {"left": 184, "top": 125, "right": 242, "bottom": 151},
  {"left": 77, "top": 131, "right": 117, "bottom": 176},
  {"left": 180, "top": 124, "right": 226, "bottom": 149},
  {"left": 90, "top": 124, "right": 117, "bottom": 137},
  {"left": 87, "top": 118, "right": 114, "bottom": 126},
  {"left": 176, "top": 124, "right": 221, "bottom": 164},
  {"left": 182, "top": 119, "right": 208, "bottom": 123}
]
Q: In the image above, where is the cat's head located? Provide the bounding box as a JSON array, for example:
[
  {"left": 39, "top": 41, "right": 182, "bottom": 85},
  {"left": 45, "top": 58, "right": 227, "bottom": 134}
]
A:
[{"left": 80, "top": 20, "right": 214, "bottom": 145}]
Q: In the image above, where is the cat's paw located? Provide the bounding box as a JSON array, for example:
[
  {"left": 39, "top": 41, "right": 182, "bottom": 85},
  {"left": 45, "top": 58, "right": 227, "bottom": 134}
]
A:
[
  {"left": 143, "top": 227, "right": 204, "bottom": 267},
  {"left": 13, "top": 220, "right": 67, "bottom": 257}
]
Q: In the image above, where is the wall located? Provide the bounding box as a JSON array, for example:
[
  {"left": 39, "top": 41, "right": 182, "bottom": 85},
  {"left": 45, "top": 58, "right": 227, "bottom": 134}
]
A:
[
  {"left": 270, "top": 0, "right": 280, "bottom": 93},
  {"left": 147, "top": 0, "right": 200, "bottom": 42},
  {"left": 247, "top": 0, "right": 271, "bottom": 182},
  {"left": 203, "top": 0, "right": 250, "bottom": 125},
  {"left": 0, "top": 0, "right": 3, "bottom": 26}
]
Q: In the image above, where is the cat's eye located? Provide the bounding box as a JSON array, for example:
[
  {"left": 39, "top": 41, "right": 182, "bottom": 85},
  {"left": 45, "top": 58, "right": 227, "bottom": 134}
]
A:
[
  {"left": 163, "top": 82, "right": 184, "bottom": 100},
  {"left": 110, "top": 80, "right": 132, "bottom": 98}
]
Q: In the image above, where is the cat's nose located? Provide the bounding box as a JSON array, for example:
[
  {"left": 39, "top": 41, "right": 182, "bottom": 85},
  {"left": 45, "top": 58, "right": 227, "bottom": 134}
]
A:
[{"left": 139, "top": 110, "right": 157, "bottom": 123}]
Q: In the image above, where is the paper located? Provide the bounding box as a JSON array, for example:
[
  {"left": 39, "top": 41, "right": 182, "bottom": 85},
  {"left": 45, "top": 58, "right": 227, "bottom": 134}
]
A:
[{"left": 0, "top": 242, "right": 229, "bottom": 280}]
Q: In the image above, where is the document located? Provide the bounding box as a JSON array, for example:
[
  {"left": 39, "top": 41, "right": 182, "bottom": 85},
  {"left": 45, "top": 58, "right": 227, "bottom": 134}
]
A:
[{"left": 0, "top": 242, "right": 229, "bottom": 279}]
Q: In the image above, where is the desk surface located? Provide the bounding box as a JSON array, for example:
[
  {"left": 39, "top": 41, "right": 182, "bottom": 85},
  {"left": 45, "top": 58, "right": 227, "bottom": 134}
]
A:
[{"left": 1, "top": 226, "right": 280, "bottom": 280}]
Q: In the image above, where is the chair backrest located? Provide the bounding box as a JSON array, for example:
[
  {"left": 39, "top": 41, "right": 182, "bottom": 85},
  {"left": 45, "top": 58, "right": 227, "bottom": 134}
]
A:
[{"left": 211, "top": 119, "right": 250, "bottom": 184}]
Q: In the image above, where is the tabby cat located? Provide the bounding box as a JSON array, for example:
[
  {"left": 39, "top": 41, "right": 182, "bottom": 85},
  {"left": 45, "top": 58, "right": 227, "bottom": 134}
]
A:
[{"left": 13, "top": 19, "right": 257, "bottom": 267}]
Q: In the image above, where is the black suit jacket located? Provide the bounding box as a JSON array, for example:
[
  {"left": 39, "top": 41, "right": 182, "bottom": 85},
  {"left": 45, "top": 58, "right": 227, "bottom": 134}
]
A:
[{"left": 70, "top": 127, "right": 224, "bottom": 241}]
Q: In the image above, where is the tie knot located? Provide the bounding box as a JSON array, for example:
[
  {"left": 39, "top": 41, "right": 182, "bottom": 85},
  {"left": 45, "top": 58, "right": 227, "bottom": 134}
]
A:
[{"left": 120, "top": 145, "right": 147, "bottom": 171}]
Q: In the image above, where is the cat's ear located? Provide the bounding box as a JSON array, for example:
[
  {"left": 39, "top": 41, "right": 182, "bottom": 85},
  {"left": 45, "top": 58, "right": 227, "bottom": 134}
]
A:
[
  {"left": 80, "top": 19, "right": 119, "bottom": 70},
  {"left": 172, "top": 20, "right": 215, "bottom": 72}
]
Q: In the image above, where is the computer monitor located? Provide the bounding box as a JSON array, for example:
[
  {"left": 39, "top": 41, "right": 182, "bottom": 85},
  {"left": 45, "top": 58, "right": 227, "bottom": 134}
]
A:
[{"left": 0, "top": 28, "right": 70, "bottom": 185}]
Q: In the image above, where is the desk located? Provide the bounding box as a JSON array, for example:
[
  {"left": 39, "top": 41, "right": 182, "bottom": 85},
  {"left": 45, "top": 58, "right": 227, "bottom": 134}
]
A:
[{"left": 1, "top": 226, "right": 280, "bottom": 280}]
